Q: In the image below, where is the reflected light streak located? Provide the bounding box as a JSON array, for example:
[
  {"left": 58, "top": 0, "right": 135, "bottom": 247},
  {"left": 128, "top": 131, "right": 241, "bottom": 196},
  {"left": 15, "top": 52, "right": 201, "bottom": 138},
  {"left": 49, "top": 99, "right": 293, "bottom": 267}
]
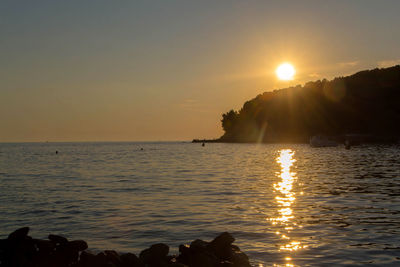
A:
[
  {"left": 280, "top": 241, "right": 308, "bottom": 251},
  {"left": 269, "top": 149, "right": 306, "bottom": 264}
]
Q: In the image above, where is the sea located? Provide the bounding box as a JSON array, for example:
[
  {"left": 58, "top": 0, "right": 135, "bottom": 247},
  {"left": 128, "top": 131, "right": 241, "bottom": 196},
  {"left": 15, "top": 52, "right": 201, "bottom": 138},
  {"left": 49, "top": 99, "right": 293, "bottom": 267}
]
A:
[{"left": 1, "top": 142, "right": 400, "bottom": 266}]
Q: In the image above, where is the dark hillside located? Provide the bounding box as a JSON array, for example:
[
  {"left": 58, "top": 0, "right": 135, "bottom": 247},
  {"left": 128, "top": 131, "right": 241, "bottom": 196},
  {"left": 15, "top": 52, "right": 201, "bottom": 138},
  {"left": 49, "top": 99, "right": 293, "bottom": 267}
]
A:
[{"left": 220, "top": 65, "right": 400, "bottom": 143}]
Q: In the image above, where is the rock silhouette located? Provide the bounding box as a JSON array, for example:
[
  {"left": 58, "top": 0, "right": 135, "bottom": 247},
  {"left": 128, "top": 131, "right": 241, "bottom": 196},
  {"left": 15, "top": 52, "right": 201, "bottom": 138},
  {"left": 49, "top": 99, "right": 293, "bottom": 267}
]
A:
[{"left": 0, "top": 227, "right": 252, "bottom": 267}]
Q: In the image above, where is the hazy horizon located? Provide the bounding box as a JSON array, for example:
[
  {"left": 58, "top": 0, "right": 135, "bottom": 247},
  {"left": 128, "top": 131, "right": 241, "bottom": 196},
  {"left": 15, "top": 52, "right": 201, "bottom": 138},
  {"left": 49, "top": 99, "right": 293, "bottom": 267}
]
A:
[{"left": 2, "top": 0, "right": 400, "bottom": 142}]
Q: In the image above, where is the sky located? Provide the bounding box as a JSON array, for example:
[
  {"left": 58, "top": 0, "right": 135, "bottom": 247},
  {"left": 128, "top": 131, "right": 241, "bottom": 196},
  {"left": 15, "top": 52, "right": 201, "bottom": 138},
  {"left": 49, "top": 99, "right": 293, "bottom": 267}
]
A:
[{"left": 1, "top": 0, "right": 400, "bottom": 142}]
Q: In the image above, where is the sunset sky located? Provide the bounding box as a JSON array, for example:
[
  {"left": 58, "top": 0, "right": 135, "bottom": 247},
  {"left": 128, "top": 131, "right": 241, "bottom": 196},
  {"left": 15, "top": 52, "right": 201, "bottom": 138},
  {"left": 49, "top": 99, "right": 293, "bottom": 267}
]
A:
[{"left": 1, "top": 0, "right": 400, "bottom": 142}]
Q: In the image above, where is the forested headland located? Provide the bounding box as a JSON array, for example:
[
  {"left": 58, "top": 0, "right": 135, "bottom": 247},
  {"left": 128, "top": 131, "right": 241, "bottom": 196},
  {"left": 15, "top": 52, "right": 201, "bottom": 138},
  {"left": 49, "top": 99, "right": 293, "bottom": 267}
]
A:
[{"left": 217, "top": 65, "right": 400, "bottom": 143}]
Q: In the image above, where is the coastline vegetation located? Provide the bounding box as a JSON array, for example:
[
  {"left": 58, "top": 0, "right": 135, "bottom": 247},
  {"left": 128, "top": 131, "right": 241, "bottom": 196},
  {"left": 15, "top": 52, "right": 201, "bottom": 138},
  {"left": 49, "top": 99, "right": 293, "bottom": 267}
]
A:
[{"left": 207, "top": 65, "right": 400, "bottom": 143}]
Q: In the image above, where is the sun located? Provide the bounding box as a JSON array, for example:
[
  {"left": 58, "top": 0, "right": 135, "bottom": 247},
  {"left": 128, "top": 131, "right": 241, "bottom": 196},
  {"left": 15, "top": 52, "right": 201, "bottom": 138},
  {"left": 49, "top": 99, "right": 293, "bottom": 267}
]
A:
[{"left": 276, "top": 63, "right": 296, "bottom": 80}]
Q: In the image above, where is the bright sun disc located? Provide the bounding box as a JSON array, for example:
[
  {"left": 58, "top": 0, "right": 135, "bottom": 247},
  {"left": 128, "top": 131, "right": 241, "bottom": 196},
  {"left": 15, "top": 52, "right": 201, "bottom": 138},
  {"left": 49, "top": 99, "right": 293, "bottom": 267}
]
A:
[{"left": 276, "top": 63, "right": 295, "bottom": 80}]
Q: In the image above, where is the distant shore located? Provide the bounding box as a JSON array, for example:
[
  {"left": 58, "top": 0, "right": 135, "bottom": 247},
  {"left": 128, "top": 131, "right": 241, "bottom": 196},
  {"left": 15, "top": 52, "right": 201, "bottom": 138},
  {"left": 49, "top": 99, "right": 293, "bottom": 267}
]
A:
[
  {"left": 192, "top": 138, "right": 222, "bottom": 143},
  {"left": 193, "top": 134, "right": 399, "bottom": 144}
]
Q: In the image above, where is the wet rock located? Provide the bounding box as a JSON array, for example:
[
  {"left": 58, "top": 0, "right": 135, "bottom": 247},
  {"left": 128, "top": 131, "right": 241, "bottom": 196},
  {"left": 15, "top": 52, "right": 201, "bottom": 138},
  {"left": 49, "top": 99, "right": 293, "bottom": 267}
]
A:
[
  {"left": 52, "top": 243, "right": 79, "bottom": 266},
  {"left": 120, "top": 252, "right": 143, "bottom": 267},
  {"left": 176, "top": 233, "right": 252, "bottom": 267},
  {"left": 48, "top": 234, "right": 68, "bottom": 246},
  {"left": 179, "top": 244, "right": 190, "bottom": 254},
  {"left": 231, "top": 245, "right": 240, "bottom": 252},
  {"left": 176, "top": 244, "right": 191, "bottom": 264},
  {"left": 5, "top": 234, "right": 36, "bottom": 267},
  {"left": 167, "top": 263, "right": 188, "bottom": 267},
  {"left": 187, "top": 249, "right": 219, "bottom": 267},
  {"left": 139, "top": 247, "right": 151, "bottom": 261},
  {"left": 78, "top": 250, "right": 98, "bottom": 266},
  {"left": 33, "top": 238, "right": 56, "bottom": 266},
  {"left": 176, "top": 241, "right": 219, "bottom": 267},
  {"left": 178, "top": 238, "right": 220, "bottom": 266},
  {"left": 139, "top": 243, "right": 170, "bottom": 266},
  {"left": 69, "top": 240, "right": 88, "bottom": 251},
  {"left": 231, "top": 251, "right": 251, "bottom": 267},
  {"left": 96, "top": 251, "right": 108, "bottom": 262},
  {"left": 104, "top": 250, "right": 123, "bottom": 266},
  {"left": 190, "top": 239, "right": 209, "bottom": 250},
  {"left": 8, "top": 227, "right": 30, "bottom": 241},
  {"left": 210, "top": 232, "right": 235, "bottom": 247},
  {"left": 0, "top": 238, "right": 7, "bottom": 248},
  {"left": 208, "top": 232, "right": 235, "bottom": 260},
  {"left": 150, "top": 243, "right": 170, "bottom": 259},
  {"left": 1, "top": 228, "right": 252, "bottom": 267},
  {"left": 34, "top": 239, "right": 55, "bottom": 252}
]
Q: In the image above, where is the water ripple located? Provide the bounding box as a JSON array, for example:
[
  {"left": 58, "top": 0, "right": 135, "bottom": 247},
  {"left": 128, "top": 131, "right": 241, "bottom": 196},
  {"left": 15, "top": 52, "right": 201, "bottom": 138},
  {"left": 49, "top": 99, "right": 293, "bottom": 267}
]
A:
[{"left": 1, "top": 142, "right": 400, "bottom": 265}]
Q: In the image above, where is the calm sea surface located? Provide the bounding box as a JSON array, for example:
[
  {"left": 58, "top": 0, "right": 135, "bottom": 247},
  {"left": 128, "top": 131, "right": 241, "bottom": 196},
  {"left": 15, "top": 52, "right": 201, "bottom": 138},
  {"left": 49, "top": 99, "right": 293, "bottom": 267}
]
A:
[{"left": 1, "top": 142, "right": 400, "bottom": 266}]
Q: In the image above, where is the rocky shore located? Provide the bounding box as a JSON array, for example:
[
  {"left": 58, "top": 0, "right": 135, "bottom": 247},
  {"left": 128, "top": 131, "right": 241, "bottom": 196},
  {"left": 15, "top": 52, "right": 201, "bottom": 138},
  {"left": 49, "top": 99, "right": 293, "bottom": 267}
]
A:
[{"left": 0, "top": 227, "right": 252, "bottom": 267}]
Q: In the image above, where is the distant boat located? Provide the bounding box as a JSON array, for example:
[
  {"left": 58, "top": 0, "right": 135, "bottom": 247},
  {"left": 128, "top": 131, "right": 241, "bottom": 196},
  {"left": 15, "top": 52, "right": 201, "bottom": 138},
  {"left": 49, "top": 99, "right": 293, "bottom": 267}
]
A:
[{"left": 309, "top": 135, "right": 338, "bottom": 147}]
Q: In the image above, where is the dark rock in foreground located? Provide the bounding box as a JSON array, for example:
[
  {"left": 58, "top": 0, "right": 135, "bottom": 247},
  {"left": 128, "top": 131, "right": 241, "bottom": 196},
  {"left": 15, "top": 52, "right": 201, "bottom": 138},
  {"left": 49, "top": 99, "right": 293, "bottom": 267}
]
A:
[{"left": 0, "top": 227, "right": 252, "bottom": 267}]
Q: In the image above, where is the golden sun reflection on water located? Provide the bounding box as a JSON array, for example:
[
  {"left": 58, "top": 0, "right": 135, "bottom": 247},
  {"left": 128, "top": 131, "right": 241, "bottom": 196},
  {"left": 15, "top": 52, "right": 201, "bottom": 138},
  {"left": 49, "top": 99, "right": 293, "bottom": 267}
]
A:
[{"left": 269, "top": 149, "right": 307, "bottom": 264}]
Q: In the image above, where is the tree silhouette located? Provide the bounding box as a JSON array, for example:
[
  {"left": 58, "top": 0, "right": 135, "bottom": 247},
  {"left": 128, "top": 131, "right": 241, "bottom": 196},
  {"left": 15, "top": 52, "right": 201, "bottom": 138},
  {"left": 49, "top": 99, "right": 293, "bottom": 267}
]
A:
[{"left": 219, "top": 65, "right": 400, "bottom": 143}]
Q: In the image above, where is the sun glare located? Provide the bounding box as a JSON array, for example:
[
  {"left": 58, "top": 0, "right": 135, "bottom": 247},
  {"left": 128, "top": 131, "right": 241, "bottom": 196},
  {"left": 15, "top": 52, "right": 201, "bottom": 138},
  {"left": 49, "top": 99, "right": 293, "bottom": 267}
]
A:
[{"left": 276, "top": 63, "right": 295, "bottom": 80}]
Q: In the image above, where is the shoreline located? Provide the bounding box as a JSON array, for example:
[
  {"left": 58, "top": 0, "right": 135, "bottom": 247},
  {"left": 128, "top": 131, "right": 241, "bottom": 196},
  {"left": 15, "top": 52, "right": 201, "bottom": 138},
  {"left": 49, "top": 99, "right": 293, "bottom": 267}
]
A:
[
  {"left": 0, "top": 227, "right": 252, "bottom": 267},
  {"left": 192, "top": 134, "right": 400, "bottom": 145}
]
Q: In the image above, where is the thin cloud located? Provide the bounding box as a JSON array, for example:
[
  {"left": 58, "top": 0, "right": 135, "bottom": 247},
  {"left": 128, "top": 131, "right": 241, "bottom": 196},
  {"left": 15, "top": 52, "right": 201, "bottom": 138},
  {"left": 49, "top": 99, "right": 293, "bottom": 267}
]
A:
[
  {"left": 377, "top": 59, "right": 400, "bottom": 68},
  {"left": 308, "top": 73, "right": 320, "bottom": 78},
  {"left": 338, "top": 61, "right": 359, "bottom": 67},
  {"left": 178, "top": 99, "right": 198, "bottom": 108}
]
